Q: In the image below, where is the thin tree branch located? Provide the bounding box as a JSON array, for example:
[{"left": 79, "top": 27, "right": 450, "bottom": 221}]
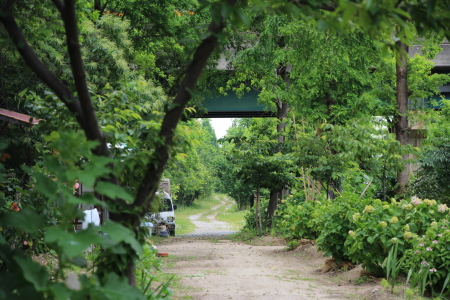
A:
[
  {"left": 59, "top": 0, "right": 108, "bottom": 157},
  {"left": 134, "top": 0, "right": 238, "bottom": 212},
  {"left": 0, "top": 1, "right": 84, "bottom": 124},
  {"left": 1, "top": 1, "right": 122, "bottom": 205}
]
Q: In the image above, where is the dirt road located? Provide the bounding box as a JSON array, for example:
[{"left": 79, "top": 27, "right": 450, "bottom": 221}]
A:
[
  {"left": 158, "top": 237, "right": 409, "bottom": 300},
  {"left": 187, "top": 196, "right": 235, "bottom": 235},
  {"left": 157, "top": 196, "right": 406, "bottom": 300}
]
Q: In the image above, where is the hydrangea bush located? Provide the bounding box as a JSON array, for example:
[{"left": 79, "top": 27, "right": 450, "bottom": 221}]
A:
[
  {"left": 345, "top": 198, "right": 447, "bottom": 275},
  {"left": 278, "top": 193, "right": 450, "bottom": 294},
  {"left": 275, "top": 194, "right": 323, "bottom": 240},
  {"left": 315, "top": 192, "right": 370, "bottom": 263},
  {"left": 403, "top": 218, "right": 450, "bottom": 296}
]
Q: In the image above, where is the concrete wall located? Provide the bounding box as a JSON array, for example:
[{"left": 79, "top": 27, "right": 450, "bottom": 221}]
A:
[{"left": 409, "top": 41, "right": 450, "bottom": 68}]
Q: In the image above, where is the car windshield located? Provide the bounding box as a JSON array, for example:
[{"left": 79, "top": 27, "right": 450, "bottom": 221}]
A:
[{"left": 159, "top": 198, "right": 172, "bottom": 212}]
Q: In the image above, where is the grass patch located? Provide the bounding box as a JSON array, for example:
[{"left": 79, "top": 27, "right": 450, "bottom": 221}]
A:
[
  {"left": 227, "top": 229, "right": 261, "bottom": 243},
  {"left": 214, "top": 195, "right": 247, "bottom": 231}
]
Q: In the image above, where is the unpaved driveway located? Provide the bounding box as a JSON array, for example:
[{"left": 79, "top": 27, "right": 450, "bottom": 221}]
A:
[
  {"left": 187, "top": 196, "right": 236, "bottom": 235},
  {"left": 158, "top": 237, "right": 405, "bottom": 300},
  {"left": 157, "top": 195, "right": 407, "bottom": 299}
]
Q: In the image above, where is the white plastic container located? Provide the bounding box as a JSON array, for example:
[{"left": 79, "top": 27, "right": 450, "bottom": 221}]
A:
[{"left": 141, "top": 222, "right": 154, "bottom": 236}]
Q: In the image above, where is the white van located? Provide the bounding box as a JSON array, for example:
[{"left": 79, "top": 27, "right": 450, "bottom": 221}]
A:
[{"left": 148, "top": 192, "right": 177, "bottom": 236}]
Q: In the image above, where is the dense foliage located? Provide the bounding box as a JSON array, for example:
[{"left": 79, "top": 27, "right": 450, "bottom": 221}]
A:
[
  {"left": 268, "top": 192, "right": 450, "bottom": 296},
  {"left": 2, "top": 0, "right": 450, "bottom": 298}
]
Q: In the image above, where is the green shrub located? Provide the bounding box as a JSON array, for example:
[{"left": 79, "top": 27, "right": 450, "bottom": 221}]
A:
[
  {"left": 274, "top": 194, "right": 323, "bottom": 240},
  {"left": 1, "top": 175, "right": 56, "bottom": 255},
  {"left": 136, "top": 244, "right": 173, "bottom": 299},
  {"left": 403, "top": 217, "right": 450, "bottom": 297},
  {"left": 345, "top": 198, "right": 446, "bottom": 275},
  {"left": 315, "top": 192, "right": 370, "bottom": 263},
  {"left": 243, "top": 197, "right": 270, "bottom": 233}
]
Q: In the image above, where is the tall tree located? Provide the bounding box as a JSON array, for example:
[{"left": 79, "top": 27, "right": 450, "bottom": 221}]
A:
[
  {"left": 1, "top": 0, "right": 239, "bottom": 287},
  {"left": 222, "top": 118, "right": 294, "bottom": 230}
]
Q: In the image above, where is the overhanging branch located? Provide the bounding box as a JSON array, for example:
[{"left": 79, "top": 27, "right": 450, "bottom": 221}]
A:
[
  {"left": 0, "top": 0, "right": 84, "bottom": 123},
  {"left": 134, "top": 0, "right": 238, "bottom": 212},
  {"left": 59, "top": 0, "right": 108, "bottom": 157}
]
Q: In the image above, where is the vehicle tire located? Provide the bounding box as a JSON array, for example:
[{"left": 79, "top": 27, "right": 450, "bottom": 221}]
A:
[{"left": 169, "top": 230, "right": 175, "bottom": 236}]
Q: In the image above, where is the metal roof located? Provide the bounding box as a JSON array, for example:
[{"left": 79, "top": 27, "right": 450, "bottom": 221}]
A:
[{"left": 0, "top": 109, "right": 41, "bottom": 126}]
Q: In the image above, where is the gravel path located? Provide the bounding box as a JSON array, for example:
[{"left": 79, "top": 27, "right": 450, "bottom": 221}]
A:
[{"left": 186, "top": 196, "right": 236, "bottom": 235}]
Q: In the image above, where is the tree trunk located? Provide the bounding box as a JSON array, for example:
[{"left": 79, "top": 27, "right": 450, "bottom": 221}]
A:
[
  {"left": 266, "top": 190, "right": 279, "bottom": 223},
  {"left": 265, "top": 98, "right": 288, "bottom": 224},
  {"left": 256, "top": 187, "right": 262, "bottom": 235},
  {"left": 395, "top": 41, "right": 409, "bottom": 194}
]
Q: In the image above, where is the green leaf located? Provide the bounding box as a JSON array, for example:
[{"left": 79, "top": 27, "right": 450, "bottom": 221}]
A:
[
  {"left": 77, "top": 156, "right": 114, "bottom": 188},
  {"left": 1, "top": 208, "right": 46, "bottom": 234},
  {"left": 101, "top": 273, "right": 145, "bottom": 300},
  {"left": 45, "top": 227, "right": 103, "bottom": 258},
  {"left": 32, "top": 173, "right": 59, "bottom": 200},
  {"left": 0, "top": 234, "right": 5, "bottom": 244},
  {"left": 101, "top": 221, "right": 142, "bottom": 255},
  {"left": 317, "top": 20, "right": 329, "bottom": 31},
  {"left": 44, "top": 131, "right": 61, "bottom": 142},
  {"left": 49, "top": 282, "right": 72, "bottom": 300},
  {"left": 14, "top": 256, "right": 49, "bottom": 291},
  {"left": 77, "top": 193, "right": 106, "bottom": 207},
  {"left": 71, "top": 256, "right": 88, "bottom": 268},
  {"left": 95, "top": 181, "right": 134, "bottom": 202}
]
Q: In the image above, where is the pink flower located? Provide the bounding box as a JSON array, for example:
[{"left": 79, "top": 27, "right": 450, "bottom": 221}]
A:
[
  {"left": 419, "top": 243, "right": 424, "bottom": 246},
  {"left": 438, "top": 204, "right": 448, "bottom": 212},
  {"left": 411, "top": 197, "right": 422, "bottom": 206},
  {"left": 23, "top": 241, "right": 28, "bottom": 246},
  {"left": 74, "top": 183, "right": 80, "bottom": 189},
  {"left": 430, "top": 268, "right": 437, "bottom": 272},
  {"left": 414, "top": 251, "right": 420, "bottom": 254},
  {"left": 442, "top": 226, "right": 447, "bottom": 229},
  {"left": 421, "top": 261, "right": 429, "bottom": 266},
  {"left": 426, "top": 247, "right": 433, "bottom": 251},
  {"left": 438, "top": 234, "right": 443, "bottom": 237},
  {"left": 432, "top": 240, "right": 439, "bottom": 244}
]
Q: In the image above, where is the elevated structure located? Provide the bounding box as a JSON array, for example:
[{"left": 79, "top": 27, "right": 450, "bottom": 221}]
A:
[
  {"left": 201, "top": 42, "right": 450, "bottom": 118},
  {"left": 410, "top": 40, "right": 450, "bottom": 101},
  {"left": 200, "top": 90, "right": 273, "bottom": 118}
]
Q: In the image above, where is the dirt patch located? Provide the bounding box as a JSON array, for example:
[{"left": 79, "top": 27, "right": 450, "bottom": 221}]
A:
[
  {"left": 242, "top": 235, "right": 288, "bottom": 247},
  {"left": 156, "top": 236, "right": 410, "bottom": 300}
]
